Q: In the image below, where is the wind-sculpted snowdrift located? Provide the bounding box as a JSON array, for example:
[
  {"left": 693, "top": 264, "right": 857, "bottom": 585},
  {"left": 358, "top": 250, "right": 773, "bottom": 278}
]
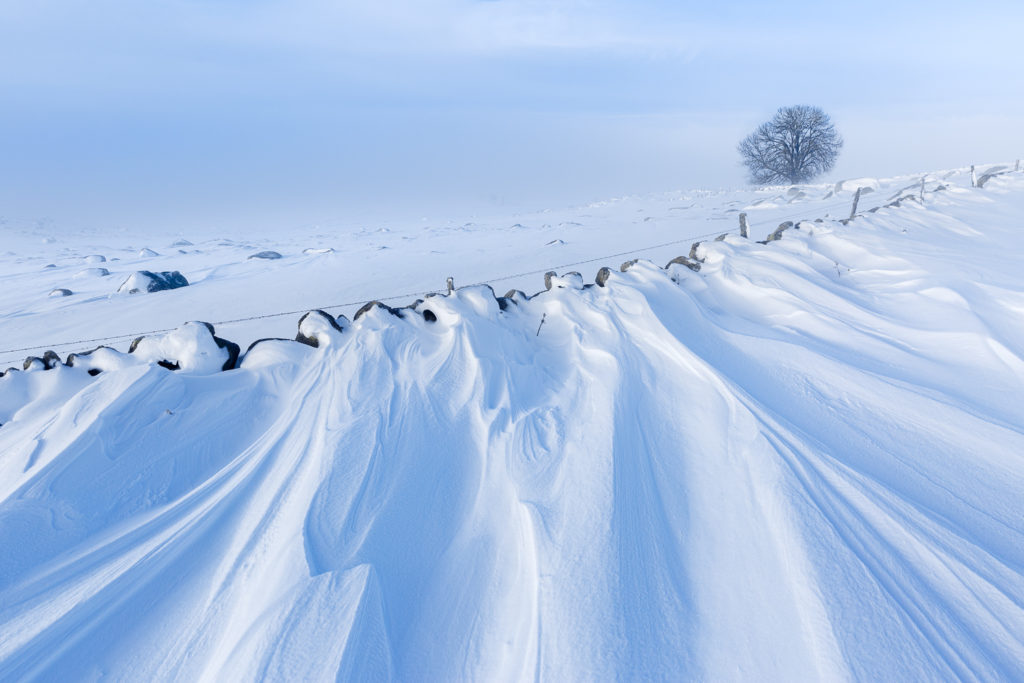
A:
[{"left": 2, "top": 181, "right": 1024, "bottom": 680}]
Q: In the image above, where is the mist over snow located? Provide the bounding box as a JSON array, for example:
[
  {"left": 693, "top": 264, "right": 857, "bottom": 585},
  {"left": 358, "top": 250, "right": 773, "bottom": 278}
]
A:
[
  {"left": 1, "top": 0, "right": 1023, "bottom": 231},
  {"left": 2, "top": 167, "right": 1024, "bottom": 679}
]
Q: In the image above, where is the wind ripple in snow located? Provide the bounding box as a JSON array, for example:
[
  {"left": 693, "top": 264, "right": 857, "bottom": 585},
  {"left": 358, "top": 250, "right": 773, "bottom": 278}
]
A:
[{"left": 1, "top": 206, "right": 1024, "bottom": 680}]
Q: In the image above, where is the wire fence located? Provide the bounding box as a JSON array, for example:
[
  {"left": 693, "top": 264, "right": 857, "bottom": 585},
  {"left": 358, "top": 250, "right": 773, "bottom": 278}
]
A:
[{"left": 0, "top": 187, "right": 951, "bottom": 368}]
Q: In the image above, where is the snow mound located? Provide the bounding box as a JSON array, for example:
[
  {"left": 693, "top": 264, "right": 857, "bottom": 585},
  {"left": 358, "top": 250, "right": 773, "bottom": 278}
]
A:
[
  {"left": 74, "top": 267, "right": 109, "bottom": 278},
  {"left": 67, "top": 346, "right": 139, "bottom": 375},
  {"left": 834, "top": 177, "right": 880, "bottom": 193},
  {"left": 240, "top": 338, "right": 315, "bottom": 369}
]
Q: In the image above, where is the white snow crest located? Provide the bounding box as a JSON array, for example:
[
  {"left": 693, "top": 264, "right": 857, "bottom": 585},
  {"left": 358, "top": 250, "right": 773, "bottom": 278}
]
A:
[{"left": 131, "top": 322, "right": 230, "bottom": 373}]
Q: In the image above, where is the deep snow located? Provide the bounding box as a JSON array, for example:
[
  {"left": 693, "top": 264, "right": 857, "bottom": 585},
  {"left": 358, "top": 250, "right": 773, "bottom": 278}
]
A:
[{"left": 1, "top": 167, "right": 1023, "bottom": 680}]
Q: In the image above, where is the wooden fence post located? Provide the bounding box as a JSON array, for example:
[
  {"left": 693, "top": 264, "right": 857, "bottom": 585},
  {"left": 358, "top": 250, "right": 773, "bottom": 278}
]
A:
[
  {"left": 849, "top": 187, "right": 862, "bottom": 220},
  {"left": 739, "top": 212, "right": 749, "bottom": 239},
  {"left": 971, "top": 165, "right": 977, "bottom": 187},
  {"left": 446, "top": 276, "right": 455, "bottom": 294}
]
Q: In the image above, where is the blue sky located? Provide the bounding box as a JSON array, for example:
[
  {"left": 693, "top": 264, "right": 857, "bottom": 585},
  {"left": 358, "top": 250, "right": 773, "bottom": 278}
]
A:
[{"left": 2, "top": 0, "right": 1022, "bottom": 231}]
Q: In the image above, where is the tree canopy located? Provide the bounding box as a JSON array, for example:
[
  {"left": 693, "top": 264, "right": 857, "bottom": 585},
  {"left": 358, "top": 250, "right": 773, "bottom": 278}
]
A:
[{"left": 739, "top": 105, "right": 843, "bottom": 185}]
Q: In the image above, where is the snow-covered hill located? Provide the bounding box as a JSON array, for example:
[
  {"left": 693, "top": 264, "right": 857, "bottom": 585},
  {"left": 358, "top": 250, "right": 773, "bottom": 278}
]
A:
[{"left": 1, "top": 167, "right": 1023, "bottom": 680}]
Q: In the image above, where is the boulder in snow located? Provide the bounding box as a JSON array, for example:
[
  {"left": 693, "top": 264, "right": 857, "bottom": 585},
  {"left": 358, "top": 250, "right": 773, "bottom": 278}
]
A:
[
  {"left": 354, "top": 301, "right": 401, "bottom": 321},
  {"left": 248, "top": 251, "right": 283, "bottom": 260},
  {"left": 544, "top": 271, "right": 584, "bottom": 290},
  {"left": 689, "top": 241, "right": 705, "bottom": 262},
  {"left": 23, "top": 350, "right": 62, "bottom": 371},
  {"left": 665, "top": 256, "right": 701, "bottom": 272},
  {"left": 767, "top": 221, "right": 795, "bottom": 242},
  {"left": 977, "top": 167, "right": 1010, "bottom": 188},
  {"left": 49, "top": 288, "right": 73, "bottom": 297},
  {"left": 296, "top": 310, "right": 347, "bottom": 348},
  {"left": 129, "top": 321, "right": 238, "bottom": 372},
  {"left": 117, "top": 270, "right": 189, "bottom": 294},
  {"left": 503, "top": 289, "right": 530, "bottom": 304}
]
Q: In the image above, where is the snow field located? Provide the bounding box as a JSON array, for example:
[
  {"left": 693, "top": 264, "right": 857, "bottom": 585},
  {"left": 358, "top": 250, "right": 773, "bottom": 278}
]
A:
[{"left": 0, "top": 167, "right": 1023, "bottom": 679}]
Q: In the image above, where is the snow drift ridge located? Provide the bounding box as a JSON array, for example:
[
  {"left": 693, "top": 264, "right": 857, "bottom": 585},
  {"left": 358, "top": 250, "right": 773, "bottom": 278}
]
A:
[{"left": 2, "top": 174, "right": 1024, "bottom": 680}]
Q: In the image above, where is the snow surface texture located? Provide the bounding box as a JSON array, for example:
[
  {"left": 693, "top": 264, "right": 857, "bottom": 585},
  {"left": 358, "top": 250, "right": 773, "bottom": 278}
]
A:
[{"left": 1, "top": 167, "right": 1024, "bottom": 679}]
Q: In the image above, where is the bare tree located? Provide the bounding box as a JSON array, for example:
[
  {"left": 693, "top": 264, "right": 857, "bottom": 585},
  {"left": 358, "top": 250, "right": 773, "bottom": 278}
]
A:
[{"left": 738, "top": 105, "right": 842, "bottom": 185}]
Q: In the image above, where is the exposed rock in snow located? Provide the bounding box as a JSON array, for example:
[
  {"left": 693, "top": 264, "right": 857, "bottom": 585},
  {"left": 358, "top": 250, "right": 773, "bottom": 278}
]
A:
[
  {"left": 248, "top": 251, "right": 283, "bottom": 260},
  {"left": 117, "top": 270, "right": 189, "bottom": 294},
  {"left": 544, "top": 271, "right": 584, "bottom": 290},
  {"left": 503, "top": 289, "right": 530, "bottom": 304},
  {"left": 767, "top": 221, "right": 795, "bottom": 241},
  {"left": 129, "top": 321, "right": 239, "bottom": 372},
  {"left": 138, "top": 248, "right": 159, "bottom": 257},
  {"left": 295, "top": 310, "right": 347, "bottom": 348},
  {"left": 22, "top": 350, "right": 61, "bottom": 371},
  {"left": 664, "top": 255, "right": 701, "bottom": 272},
  {"left": 48, "top": 288, "right": 72, "bottom": 297},
  {"left": 354, "top": 300, "right": 401, "bottom": 321},
  {"left": 977, "top": 166, "right": 1011, "bottom": 188}
]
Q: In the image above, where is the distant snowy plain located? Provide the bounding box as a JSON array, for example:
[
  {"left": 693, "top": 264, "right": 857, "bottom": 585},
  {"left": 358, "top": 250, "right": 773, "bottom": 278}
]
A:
[{"left": 1, "top": 166, "right": 1023, "bottom": 680}]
